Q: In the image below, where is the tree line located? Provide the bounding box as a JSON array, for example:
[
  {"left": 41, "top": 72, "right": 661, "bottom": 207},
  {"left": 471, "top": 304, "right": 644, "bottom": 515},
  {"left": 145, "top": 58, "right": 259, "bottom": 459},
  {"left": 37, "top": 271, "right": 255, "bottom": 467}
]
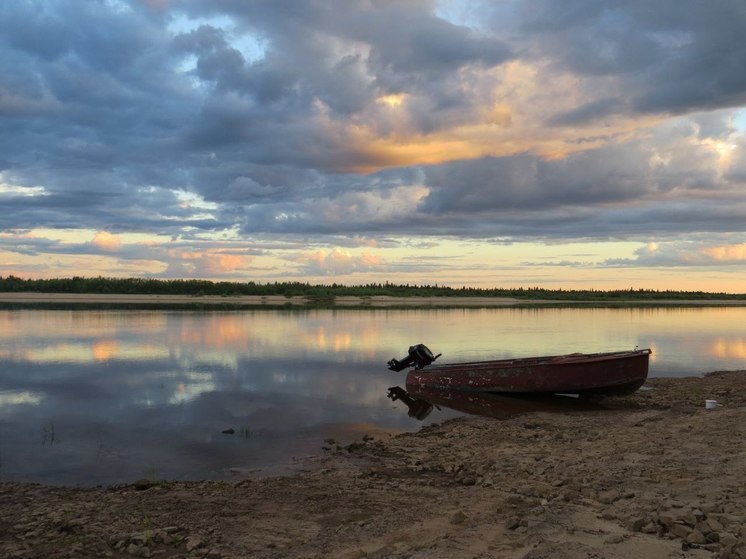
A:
[{"left": 0, "top": 275, "right": 744, "bottom": 300}]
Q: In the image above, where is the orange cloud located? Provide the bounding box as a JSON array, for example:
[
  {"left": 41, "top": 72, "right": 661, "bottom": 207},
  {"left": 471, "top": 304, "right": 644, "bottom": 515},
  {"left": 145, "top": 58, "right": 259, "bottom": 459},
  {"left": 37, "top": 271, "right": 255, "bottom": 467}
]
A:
[
  {"left": 701, "top": 243, "right": 746, "bottom": 263},
  {"left": 170, "top": 250, "right": 249, "bottom": 276},
  {"left": 317, "top": 60, "right": 663, "bottom": 173},
  {"left": 203, "top": 253, "right": 244, "bottom": 274},
  {"left": 92, "top": 231, "right": 122, "bottom": 251},
  {"left": 303, "top": 248, "right": 382, "bottom": 275}
]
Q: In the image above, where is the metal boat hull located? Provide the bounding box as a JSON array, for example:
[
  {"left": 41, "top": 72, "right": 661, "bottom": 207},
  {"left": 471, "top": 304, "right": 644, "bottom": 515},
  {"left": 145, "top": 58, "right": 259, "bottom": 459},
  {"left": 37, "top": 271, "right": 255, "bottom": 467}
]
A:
[{"left": 405, "top": 349, "right": 651, "bottom": 396}]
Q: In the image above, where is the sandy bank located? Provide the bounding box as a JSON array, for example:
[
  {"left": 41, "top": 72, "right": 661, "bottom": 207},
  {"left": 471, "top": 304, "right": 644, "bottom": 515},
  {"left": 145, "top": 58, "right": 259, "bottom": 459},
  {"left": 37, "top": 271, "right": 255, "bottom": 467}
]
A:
[{"left": 1, "top": 371, "right": 744, "bottom": 559}]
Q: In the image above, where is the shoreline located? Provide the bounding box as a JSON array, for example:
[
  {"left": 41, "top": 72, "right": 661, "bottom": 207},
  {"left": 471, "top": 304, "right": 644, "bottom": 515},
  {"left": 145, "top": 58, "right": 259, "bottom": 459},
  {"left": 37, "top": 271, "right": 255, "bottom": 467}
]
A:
[
  {"left": 1, "top": 292, "right": 746, "bottom": 308},
  {"left": 1, "top": 371, "right": 744, "bottom": 558}
]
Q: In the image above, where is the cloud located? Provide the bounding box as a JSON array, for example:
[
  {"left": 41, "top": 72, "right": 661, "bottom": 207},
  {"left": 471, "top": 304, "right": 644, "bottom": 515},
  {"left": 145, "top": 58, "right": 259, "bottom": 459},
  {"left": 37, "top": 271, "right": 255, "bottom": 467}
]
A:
[
  {"left": 1, "top": 0, "right": 746, "bottom": 286},
  {"left": 295, "top": 248, "right": 382, "bottom": 276},
  {"left": 702, "top": 243, "right": 746, "bottom": 263},
  {"left": 92, "top": 231, "right": 122, "bottom": 252},
  {"left": 159, "top": 249, "right": 250, "bottom": 277},
  {"left": 605, "top": 240, "right": 746, "bottom": 267},
  {"left": 236, "top": 183, "right": 430, "bottom": 235},
  {"left": 420, "top": 116, "right": 740, "bottom": 215},
  {"left": 509, "top": 1, "right": 746, "bottom": 122}
]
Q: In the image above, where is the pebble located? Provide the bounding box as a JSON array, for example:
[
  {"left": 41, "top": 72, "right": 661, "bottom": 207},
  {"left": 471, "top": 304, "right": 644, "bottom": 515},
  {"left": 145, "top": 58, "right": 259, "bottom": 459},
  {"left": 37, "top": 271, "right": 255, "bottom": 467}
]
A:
[
  {"left": 678, "top": 512, "right": 698, "bottom": 526},
  {"left": 186, "top": 535, "right": 203, "bottom": 552},
  {"left": 669, "top": 524, "right": 691, "bottom": 539},
  {"left": 720, "top": 533, "right": 738, "bottom": 546},
  {"left": 506, "top": 517, "right": 521, "bottom": 530},
  {"left": 598, "top": 489, "right": 621, "bottom": 504},
  {"left": 560, "top": 488, "right": 580, "bottom": 502}
]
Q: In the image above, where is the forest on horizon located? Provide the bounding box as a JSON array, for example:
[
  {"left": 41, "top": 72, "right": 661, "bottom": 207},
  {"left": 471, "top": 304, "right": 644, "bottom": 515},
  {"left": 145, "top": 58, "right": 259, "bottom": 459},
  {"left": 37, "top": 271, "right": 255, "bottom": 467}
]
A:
[{"left": 1, "top": 275, "right": 744, "bottom": 301}]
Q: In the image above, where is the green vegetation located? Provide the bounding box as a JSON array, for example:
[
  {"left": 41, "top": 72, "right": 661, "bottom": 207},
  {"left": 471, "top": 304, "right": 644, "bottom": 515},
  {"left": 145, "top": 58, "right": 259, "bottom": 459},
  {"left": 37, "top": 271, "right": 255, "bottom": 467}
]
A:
[{"left": 0, "top": 275, "right": 744, "bottom": 300}]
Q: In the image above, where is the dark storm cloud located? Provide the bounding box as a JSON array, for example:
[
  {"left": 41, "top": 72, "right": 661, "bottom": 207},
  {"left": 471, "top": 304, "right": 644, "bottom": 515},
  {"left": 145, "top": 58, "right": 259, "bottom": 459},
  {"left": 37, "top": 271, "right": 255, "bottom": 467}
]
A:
[
  {"left": 177, "top": 0, "right": 511, "bottom": 85},
  {"left": 171, "top": 0, "right": 513, "bottom": 169},
  {"left": 419, "top": 135, "right": 720, "bottom": 213},
  {"left": 0, "top": 0, "right": 205, "bottom": 232},
  {"left": 0, "top": 0, "right": 745, "bottom": 253},
  {"left": 511, "top": 0, "right": 746, "bottom": 123},
  {"left": 222, "top": 123, "right": 746, "bottom": 239},
  {"left": 0, "top": 184, "right": 225, "bottom": 233},
  {"left": 549, "top": 98, "right": 626, "bottom": 127}
]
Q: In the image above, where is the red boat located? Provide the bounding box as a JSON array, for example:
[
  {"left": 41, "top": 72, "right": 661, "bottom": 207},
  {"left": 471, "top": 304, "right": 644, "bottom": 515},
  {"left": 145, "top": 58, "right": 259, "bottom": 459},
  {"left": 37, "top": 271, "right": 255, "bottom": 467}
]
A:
[{"left": 387, "top": 344, "right": 651, "bottom": 396}]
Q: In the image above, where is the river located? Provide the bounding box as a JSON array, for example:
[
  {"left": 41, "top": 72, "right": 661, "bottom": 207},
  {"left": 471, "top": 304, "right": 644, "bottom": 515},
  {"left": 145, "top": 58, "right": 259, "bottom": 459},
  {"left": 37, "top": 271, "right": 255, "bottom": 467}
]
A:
[{"left": 1, "top": 306, "right": 744, "bottom": 485}]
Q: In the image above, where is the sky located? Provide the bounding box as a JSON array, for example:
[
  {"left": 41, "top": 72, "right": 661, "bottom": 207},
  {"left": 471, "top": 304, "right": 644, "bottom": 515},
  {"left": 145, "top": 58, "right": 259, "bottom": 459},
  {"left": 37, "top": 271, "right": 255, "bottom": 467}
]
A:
[{"left": 1, "top": 0, "right": 746, "bottom": 292}]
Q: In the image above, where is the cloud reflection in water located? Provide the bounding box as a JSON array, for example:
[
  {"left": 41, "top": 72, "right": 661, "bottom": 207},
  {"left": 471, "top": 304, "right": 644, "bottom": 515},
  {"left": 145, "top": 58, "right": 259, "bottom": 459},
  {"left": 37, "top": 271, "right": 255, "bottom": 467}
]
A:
[{"left": 0, "top": 307, "right": 745, "bottom": 485}]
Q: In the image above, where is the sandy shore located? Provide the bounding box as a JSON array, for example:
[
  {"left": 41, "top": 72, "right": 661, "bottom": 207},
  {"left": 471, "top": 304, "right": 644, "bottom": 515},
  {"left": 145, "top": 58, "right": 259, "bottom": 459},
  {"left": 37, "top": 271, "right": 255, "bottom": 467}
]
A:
[
  {"left": 1, "top": 372, "right": 744, "bottom": 559},
  {"left": 1, "top": 292, "right": 746, "bottom": 307},
  {"left": 0, "top": 292, "right": 314, "bottom": 306}
]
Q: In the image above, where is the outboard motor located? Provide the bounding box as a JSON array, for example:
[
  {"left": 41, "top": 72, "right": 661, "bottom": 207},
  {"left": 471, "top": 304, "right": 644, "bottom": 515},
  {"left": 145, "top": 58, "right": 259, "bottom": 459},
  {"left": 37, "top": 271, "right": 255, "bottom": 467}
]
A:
[{"left": 387, "top": 344, "right": 441, "bottom": 372}]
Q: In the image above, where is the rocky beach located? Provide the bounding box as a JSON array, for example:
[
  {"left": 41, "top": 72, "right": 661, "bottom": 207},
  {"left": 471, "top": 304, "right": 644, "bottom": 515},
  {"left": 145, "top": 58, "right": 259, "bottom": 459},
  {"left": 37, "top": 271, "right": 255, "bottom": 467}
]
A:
[{"left": 1, "top": 370, "right": 744, "bottom": 559}]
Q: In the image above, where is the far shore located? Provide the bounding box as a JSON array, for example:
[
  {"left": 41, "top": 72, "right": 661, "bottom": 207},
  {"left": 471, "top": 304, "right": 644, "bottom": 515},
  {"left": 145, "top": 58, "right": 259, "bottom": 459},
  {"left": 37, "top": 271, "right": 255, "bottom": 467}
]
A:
[{"left": 1, "top": 291, "right": 746, "bottom": 308}]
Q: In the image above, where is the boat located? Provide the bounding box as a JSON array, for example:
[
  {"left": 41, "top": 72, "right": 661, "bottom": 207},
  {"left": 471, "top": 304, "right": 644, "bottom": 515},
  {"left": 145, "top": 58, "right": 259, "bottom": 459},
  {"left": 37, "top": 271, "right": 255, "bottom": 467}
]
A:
[{"left": 387, "top": 344, "right": 651, "bottom": 396}]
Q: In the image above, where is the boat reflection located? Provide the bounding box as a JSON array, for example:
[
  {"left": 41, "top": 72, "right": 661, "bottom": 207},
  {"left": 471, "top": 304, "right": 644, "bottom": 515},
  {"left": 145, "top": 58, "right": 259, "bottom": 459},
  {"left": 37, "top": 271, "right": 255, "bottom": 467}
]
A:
[
  {"left": 387, "top": 385, "right": 606, "bottom": 421},
  {"left": 387, "top": 386, "right": 436, "bottom": 420}
]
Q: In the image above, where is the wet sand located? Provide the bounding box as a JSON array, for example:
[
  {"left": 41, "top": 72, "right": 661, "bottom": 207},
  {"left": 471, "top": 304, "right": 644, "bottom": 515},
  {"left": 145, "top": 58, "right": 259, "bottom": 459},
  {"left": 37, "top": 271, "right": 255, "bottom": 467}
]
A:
[{"left": 1, "top": 371, "right": 744, "bottom": 559}]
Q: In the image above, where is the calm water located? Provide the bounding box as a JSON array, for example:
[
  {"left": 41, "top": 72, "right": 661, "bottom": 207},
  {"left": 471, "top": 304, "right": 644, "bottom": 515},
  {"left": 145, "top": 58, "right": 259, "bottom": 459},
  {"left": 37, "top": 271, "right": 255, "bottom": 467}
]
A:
[{"left": 1, "top": 307, "right": 744, "bottom": 486}]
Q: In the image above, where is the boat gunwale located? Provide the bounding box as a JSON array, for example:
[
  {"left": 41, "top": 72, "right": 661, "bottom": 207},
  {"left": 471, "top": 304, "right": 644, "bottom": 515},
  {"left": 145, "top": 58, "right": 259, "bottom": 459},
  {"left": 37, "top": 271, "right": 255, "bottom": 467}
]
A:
[{"left": 423, "top": 348, "right": 651, "bottom": 372}]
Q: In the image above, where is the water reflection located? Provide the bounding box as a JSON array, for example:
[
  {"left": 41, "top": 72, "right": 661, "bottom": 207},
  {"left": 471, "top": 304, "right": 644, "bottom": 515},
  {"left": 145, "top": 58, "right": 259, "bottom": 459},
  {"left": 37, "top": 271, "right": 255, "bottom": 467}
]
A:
[
  {"left": 388, "top": 385, "right": 604, "bottom": 421},
  {"left": 0, "top": 390, "right": 43, "bottom": 406},
  {"left": 710, "top": 338, "right": 746, "bottom": 360},
  {"left": 0, "top": 307, "right": 744, "bottom": 486},
  {"left": 387, "top": 386, "right": 435, "bottom": 420},
  {"left": 3, "top": 307, "right": 745, "bottom": 371}
]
